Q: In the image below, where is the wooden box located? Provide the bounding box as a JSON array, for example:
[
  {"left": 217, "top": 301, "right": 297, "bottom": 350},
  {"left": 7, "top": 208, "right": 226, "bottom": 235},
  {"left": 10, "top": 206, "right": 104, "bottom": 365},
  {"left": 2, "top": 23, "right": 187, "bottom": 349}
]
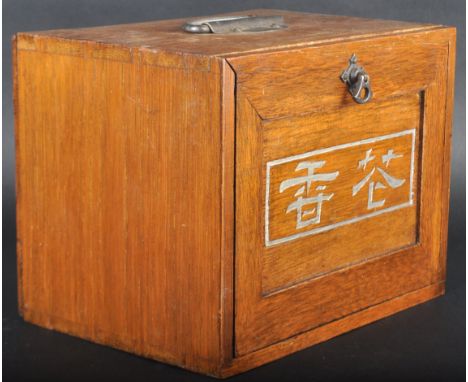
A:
[{"left": 14, "top": 9, "right": 456, "bottom": 377}]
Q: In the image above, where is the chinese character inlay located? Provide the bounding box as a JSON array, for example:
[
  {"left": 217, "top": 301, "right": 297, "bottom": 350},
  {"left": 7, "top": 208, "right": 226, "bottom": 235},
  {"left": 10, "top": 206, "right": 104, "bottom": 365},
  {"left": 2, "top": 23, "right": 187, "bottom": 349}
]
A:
[
  {"left": 265, "top": 129, "right": 415, "bottom": 247},
  {"left": 352, "top": 148, "right": 406, "bottom": 209},
  {"left": 279, "top": 161, "right": 339, "bottom": 229}
]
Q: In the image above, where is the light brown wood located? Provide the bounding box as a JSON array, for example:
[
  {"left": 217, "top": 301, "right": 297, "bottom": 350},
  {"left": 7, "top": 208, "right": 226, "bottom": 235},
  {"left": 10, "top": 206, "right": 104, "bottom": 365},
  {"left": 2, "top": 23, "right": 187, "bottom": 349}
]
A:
[
  {"left": 231, "top": 27, "right": 455, "bottom": 357},
  {"left": 20, "top": 9, "right": 438, "bottom": 58},
  {"left": 14, "top": 10, "right": 456, "bottom": 378},
  {"left": 438, "top": 32, "right": 457, "bottom": 284},
  {"left": 262, "top": 94, "right": 420, "bottom": 292},
  {"left": 228, "top": 29, "right": 451, "bottom": 119},
  {"left": 15, "top": 36, "right": 225, "bottom": 374},
  {"left": 220, "top": 282, "right": 445, "bottom": 377},
  {"left": 220, "top": 60, "right": 236, "bottom": 365}
]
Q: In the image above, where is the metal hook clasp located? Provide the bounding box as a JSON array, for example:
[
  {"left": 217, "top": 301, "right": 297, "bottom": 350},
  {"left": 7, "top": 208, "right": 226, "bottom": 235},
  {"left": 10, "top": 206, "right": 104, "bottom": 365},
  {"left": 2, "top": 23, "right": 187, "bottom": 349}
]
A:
[{"left": 340, "top": 54, "right": 373, "bottom": 104}]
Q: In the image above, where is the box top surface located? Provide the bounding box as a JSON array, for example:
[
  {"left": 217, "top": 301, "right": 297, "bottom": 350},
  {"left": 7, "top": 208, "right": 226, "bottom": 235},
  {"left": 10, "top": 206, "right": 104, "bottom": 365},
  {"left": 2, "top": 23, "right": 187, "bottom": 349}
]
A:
[{"left": 21, "top": 9, "right": 442, "bottom": 57}]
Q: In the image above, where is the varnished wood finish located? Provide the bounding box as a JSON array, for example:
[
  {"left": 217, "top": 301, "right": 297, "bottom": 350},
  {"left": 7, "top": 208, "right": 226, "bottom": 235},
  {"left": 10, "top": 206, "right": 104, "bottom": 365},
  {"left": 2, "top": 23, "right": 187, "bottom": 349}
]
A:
[
  {"left": 262, "top": 94, "right": 420, "bottom": 292},
  {"left": 22, "top": 9, "right": 437, "bottom": 58},
  {"left": 14, "top": 10, "right": 455, "bottom": 377},
  {"left": 221, "top": 282, "right": 445, "bottom": 378},
  {"left": 15, "top": 37, "right": 224, "bottom": 374},
  {"left": 231, "top": 27, "right": 455, "bottom": 357},
  {"left": 228, "top": 30, "right": 451, "bottom": 118},
  {"left": 220, "top": 61, "right": 236, "bottom": 365}
]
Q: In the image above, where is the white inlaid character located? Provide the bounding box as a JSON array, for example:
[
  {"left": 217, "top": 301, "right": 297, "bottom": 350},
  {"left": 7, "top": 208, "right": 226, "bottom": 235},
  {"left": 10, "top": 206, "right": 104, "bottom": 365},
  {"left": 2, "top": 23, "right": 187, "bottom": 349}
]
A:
[
  {"left": 352, "top": 148, "right": 406, "bottom": 209},
  {"left": 280, "top": 161, "right": 339, "bottom": 229},
  {"left": 265, "top": 129, "right": 415, "bottom": 247}
]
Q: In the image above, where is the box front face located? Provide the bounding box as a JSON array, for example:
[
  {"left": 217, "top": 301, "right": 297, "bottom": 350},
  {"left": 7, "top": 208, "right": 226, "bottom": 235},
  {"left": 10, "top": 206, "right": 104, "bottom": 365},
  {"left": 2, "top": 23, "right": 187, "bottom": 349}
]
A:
[{"left": 230, "top": 30, "right": 452, "bottom": 355}]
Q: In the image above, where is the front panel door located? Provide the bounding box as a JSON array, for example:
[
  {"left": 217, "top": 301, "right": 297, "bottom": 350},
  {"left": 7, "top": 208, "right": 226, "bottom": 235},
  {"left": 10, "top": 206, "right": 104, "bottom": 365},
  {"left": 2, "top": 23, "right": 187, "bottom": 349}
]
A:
[{"left": 229, "top": 29, "right": 453, "bottom": 355}]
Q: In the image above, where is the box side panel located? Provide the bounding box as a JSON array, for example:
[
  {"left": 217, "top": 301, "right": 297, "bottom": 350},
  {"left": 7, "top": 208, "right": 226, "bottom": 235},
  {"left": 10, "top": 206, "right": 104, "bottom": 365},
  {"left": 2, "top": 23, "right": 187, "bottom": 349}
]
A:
[
  {"left": 15, "top": 35, "right": 224, "bottom": 374},
  {"left": 437, "top": 28, "right": 457, "bottom": 284}
]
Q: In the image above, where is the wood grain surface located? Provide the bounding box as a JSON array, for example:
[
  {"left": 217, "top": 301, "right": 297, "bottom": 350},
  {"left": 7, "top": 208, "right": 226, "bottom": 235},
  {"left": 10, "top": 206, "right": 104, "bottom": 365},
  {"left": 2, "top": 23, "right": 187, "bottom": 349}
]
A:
[
  {"left": 15, "top": 36, "right": 226, "bottom": 374},
  {"left": 14, "top": 10, "right": 456, "bottom": 377},
  {"left": 262, "top": 94, "right": 420, "bottom": 292},
  {"left": 231, "top": 27, "right": 455, "bottom": 356},
  {"left": 20, "top": 9, "right": 438, "bottom": 58}
]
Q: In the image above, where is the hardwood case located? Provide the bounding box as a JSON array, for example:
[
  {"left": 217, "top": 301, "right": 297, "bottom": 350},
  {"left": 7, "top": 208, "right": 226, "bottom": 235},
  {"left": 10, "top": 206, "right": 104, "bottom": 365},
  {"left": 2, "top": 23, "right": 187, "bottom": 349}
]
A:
[{"left": 14, "top": 9, "right": 456, "bottom": 377}]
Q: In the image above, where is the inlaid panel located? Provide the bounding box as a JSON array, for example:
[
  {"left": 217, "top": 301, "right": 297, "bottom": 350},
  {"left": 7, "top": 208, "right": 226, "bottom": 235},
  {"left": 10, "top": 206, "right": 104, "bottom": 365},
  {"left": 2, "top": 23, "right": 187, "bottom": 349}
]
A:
[
  {"left": 261, "top": 94, "right": 421, "bottom": 293},
  {"left": 266, "top": 129, "right": 416, "bottom": 247}
]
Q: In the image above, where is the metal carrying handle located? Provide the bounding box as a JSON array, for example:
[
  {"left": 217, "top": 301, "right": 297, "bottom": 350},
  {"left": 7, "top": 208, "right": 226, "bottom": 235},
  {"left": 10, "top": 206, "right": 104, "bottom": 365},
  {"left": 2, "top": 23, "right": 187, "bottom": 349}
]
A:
[
  {"left": 340, "top": 54, "right": 373, "bottom": 104},
  {"left": 182, "top": 15, "right": 287, "bottom": 34}
]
